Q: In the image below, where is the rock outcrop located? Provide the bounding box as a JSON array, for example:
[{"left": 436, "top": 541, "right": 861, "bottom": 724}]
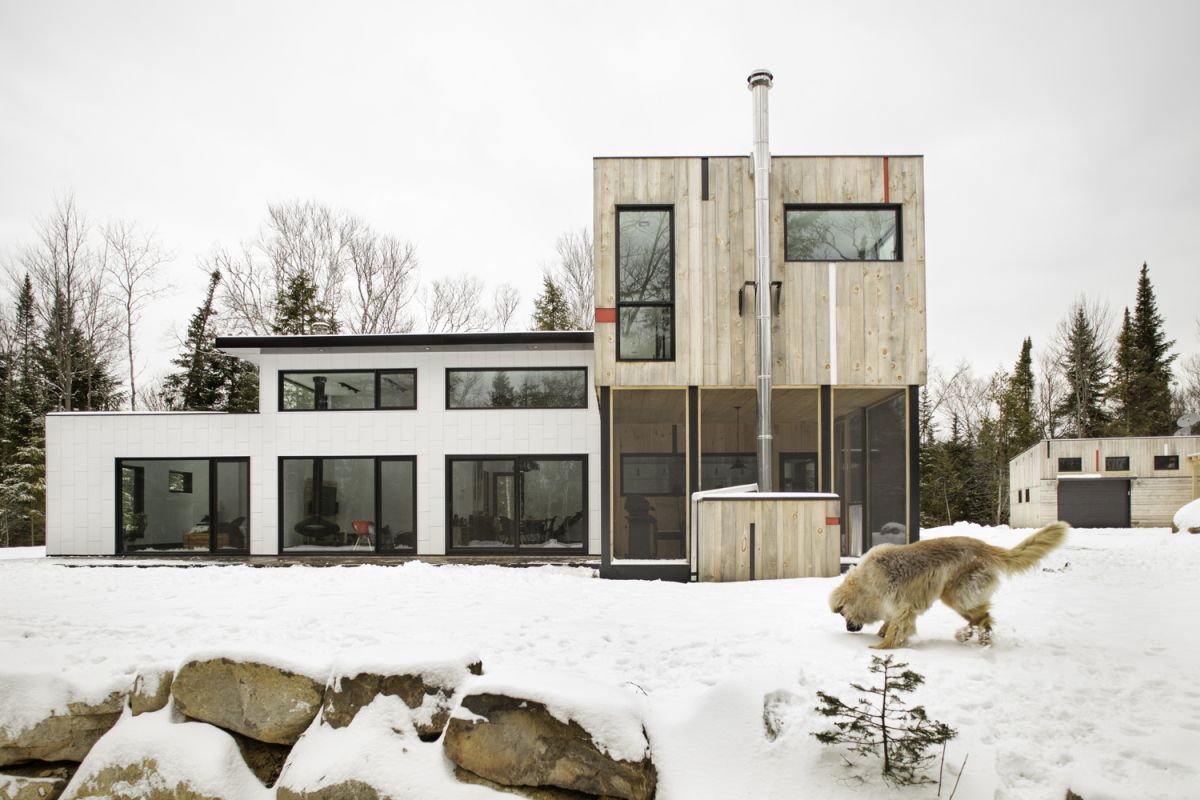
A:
[
  {"left": 171, "top": 657, "right": 324, "bottom": 745},
  {"left": 129, "top": 666, "right": 174, "bottom": 717},
  {"left": 0, "top": 690, "right": 125, "bottom": 767},
  {"left": 0, "top": 762, "right": 76, "bottom": 800}
]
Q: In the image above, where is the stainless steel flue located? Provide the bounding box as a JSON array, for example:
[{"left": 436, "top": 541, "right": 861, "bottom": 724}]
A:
[{"left": 748, "top": 68, "right": 774, "bottom": 491}]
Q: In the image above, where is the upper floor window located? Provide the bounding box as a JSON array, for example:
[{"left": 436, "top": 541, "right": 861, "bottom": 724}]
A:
[
  {"left": 1106, "top": 456, "right": 1130, "bottom": 471},
  {"left": 1058, "top": 457, "right": 1082, "bottom": 472},
  {"left": 617, "top": 207, "right": 674, "bottom": 360},
  {"left": 785, "top": 205, "right": 901, "bottom": 262},
  {"left": 1154, "top": 455, "right": 1179, "bottom": 470},
  {"left": 280, "top": 370, "right": 416, "bottom": 411},
  {"left": 446, "top": 368, "right": 588, "bottom": 409}
]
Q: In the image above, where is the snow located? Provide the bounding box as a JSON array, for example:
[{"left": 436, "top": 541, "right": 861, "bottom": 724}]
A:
[
  {"left": 0, "top": 672, "right": 129, "bottom": 737},
  {"left": 1173, "top": 497, "right": 1200, "bottom": 532},
  {"left": 2, "top": 526, "right": 1198, "bottom": 799}
]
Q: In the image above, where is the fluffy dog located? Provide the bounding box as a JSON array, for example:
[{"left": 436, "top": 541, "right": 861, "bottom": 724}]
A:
[{"left": 829, "top": 522, "right": 1069, "bottom": 648}]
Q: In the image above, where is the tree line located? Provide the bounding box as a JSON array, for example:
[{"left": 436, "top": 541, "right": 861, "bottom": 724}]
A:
[
  {"left": 0, "top": 195, "right": 594, "bottom": 545},
  {"left": 921, "top": 263, "right": 1200, "bottom": 528}
]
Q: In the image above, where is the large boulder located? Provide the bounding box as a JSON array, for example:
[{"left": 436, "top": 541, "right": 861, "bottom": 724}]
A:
[
  {"left": 443, "top": 671, "right": 656, "bottom": 800},
  {"left": 0, "top": 676, "right": 126, "bottom": 766},
  {"left": 0, "top": 763, "right": 76, "bottom": 800},
  {"left": 62, "top": 710, "right": 272, "bottom": 800},
  {"left": 321, "top": 652, "right": 482, "bottom": 740},
  {"left": 129, "top": 665, "right": 174, "bottom": 717},
  {"left": 276, "top": 779, "right": 384, "bottom": 800},
  {"left": 171, "top": 656, "right": 325, "bottom": 745}
]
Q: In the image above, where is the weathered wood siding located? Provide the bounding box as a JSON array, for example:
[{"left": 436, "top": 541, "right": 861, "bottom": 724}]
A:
[
  {"left": 594, "top": 156, "right": 926, "bottom": 389},
  {"left": 696, "top": 497, "right": 840, "bottom": 581}
]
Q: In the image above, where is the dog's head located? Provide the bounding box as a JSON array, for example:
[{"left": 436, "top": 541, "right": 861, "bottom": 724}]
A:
[{"left": 829, "top": 569, "right": 879, "bottom": 633}]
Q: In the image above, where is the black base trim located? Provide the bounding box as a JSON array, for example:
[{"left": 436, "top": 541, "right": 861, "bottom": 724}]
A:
[{"left": 599, "top": 563, "right": 691, "bottom": 582}]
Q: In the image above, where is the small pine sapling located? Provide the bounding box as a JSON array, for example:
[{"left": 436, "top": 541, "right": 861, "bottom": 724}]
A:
[{"left": 814, "top": 655, "right": 957, "bottom": 786}]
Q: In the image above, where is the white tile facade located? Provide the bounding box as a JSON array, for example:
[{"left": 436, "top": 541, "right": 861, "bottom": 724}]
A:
[{"left": 45, "top": 341, "right": 600, "bottom": 556}]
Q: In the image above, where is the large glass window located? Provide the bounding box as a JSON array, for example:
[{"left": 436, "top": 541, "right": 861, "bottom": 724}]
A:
[
  {"left": 447, "top": 456, "right": 586, "bottom": 551},
  {"left": 785, "top": 205, "right": 901, "bottom": 262},
  {"left": 613, "top": 389, "right": 686, "bottom": 559},
  {"left": 280, "top": 456, "right": 417, "bottom": 553},
  {"left": 117, "top": 458, "right": 248, "bottom": 554},
  {"left": 617, "top": 208, "right": 674, "bottom": 360},
  {"left": 835, "top": 389, "right": 908, "bottom": 555},
  {"left": 446, "top": 368, "right": 587, "bottom": 409},
  {"left": 280, "top": 370, "right": 416, "bottom": 411}
]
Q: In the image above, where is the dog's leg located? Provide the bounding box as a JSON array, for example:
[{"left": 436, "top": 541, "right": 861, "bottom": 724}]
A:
[
  {"left": 871, "top": 608, "right": 916, "bottom": 649},
  {"left": 876, "top": 621, "right": 890, "bottom": 638},
  {"left": 963, "top": 604, "right": 994, "bottom": 646}
]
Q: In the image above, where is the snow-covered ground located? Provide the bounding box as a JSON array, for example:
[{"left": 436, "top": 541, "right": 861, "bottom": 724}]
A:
[{"left": 2, "top": 524, "right": 1198, "bottom": 799}]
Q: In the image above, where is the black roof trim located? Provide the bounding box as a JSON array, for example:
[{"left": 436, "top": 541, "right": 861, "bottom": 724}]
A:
[
  {"left": 593, "top": 154, "right": 924, "bottom": 160},
  {"left": 216, "top": 330, "right": 594, "bottom": 352}
]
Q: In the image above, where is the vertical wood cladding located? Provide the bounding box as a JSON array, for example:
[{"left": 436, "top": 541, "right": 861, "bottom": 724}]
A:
[{"left": 594, "top": 156, "right": 926, "bottom": 388}]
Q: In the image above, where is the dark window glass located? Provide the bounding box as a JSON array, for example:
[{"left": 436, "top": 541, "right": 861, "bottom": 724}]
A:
[
  {"left": 448, "top": 456, "right": 585, "bottom": 551},
  {"left": 785, "top": 206, "right": 901, "bottom": 261},
  {"left": 117, "top": 458, "right": 247, "bottom": 554},
  {"left": 780, "top": 453, "right": 819, "bottom": 492},
  {"left": 379, "top": 458, "right": 417, "bottom": 552},
  {"left": 282, "top": 372, "right": 376, "bottom": 410},
  {"left": 1154, "top": 455, "right": 1179, "bottom": 470},
  {"left": 866, "top": 394, "right": 906, "bottom": 548},
  {"left": 1106, "top": 456, "right": 1130, "bottom": 471},
  {"left": 1025, "top": 489, "right": 1030, "bottom": 502},
  {"left": 617, "top": 208, "right": 674, "bottom": 361},
  {"left": 613, "top": 389, "right": 687, "bottom": 560},
  {"left": 379, "top": 371, "right": 417, "bottom": 409},
  {"left": 1058, "top": 457, "right": 1083, "bottom": 472},
  {"left": 447, "top": 369, "right": 586, "bottom": 409},
  {"left": 281, "top": 457, "right": 373, "bottom": 551}
]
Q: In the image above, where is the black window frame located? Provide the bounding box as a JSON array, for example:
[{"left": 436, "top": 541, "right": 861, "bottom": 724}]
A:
[
  {"left": 444, "top": 367, "right": 589, "bottom": 410},
  {"left": 115, "top": 457, "right": 250, "bottom": 556},
  {"left": 1105, "top": 456, "right": 1130, "bottom": 471},
  {"left": 615, "top": 205, "right": 675, "bottom": 362},
  {"left": 1058, "top": 457, "right": 1083, "bottom": 473},
  {"left": 277, "top": 455, "right": 418, "bottom": 555},
  {"left": 1154, "top": 454, "right": 1180, "bottom": 470},
  {"left": 278, "top": 369, "right": 417, "bottom": 412},
  {"left": 445, "top": 454, "right": 588, "bottom": 555},
  {"left": 784, "top": 204, "right": 903, "bottom": 262}
]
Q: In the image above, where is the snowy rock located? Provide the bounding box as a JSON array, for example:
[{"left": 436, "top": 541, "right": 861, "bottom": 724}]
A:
[
  {"left": 321, "top": 653, "right": 483, "bottom": 740},
  {"left": 61, "top": 710, "right": 272, "bottom": 800},
  {"left": 444, "top": 681, "right": 656, "bottom": 800},
  {"left": 0, "top": 675, "right": 126, "bottom": 766},
  {"left": 451, "top": 766, "right": 614, "bottom": 799},
  {"left": 129, "top": 666, "right": 174, "bottom": 717},
  {"left": 171, "top": 657, "right": 325, "bottom": 745},
  {"left": 0, "top": 763, "right": 75, "bottom": 800},
  {"left": 1172, "top": 497, "right": 1200, "bottom": 533},
  {"left": 229, "top": 732, "right": 290, "bottom": 787},
  {"left": 276, "top": 778, "right": 385, "bottom": 800}
]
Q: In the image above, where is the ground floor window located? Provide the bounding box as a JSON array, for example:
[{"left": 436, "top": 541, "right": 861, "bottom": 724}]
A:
[
  {"left": 447, "top": 455, "right": 586, "bottom": 552},
  {"left": 834, "top": 389, "right": 908, "bottom": 554},
  {"left": 613, "top": 389, "right": 687, "bottom": 559},
  {"left": 117, "top": 458, "right": 249, "bottom": 554},
  {"left": 280, "top": 456, "right": 416, "bottom": 553}
]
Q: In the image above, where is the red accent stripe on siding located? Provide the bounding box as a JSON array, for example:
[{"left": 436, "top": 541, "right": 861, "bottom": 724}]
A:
[
  {"left": 595, "top": 307, "right": 616, "bottom": 324},
  {"left": 825, "top": 517, "right": 840, "bottom": 526},
  {"left": 883, "top": 157, "right": 890, "bottom": 203}
]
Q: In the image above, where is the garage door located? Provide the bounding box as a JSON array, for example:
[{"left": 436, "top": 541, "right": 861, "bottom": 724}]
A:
[{"left": 1058, "top": 479, "right": 1130, "bottom": 528}]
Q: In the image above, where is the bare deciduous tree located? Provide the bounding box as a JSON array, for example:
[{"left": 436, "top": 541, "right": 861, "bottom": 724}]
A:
[
  {"left": 550, "top": 228, "right": 593, "bottom": 330},
  {"left": 423, "top": 274, "right": 489, "bottom": 333},
  {"left": 348, "top": 232, "right": 419, "bottom": 333},
  {"left": 491, "top": 283, "right": 521, "bottom": 332},
  {"left": 103, "top": 221, "right": 169, "bottom": 409},
  {"left": 1036, "top": 347, "right": 1066, "bottom": 439}
]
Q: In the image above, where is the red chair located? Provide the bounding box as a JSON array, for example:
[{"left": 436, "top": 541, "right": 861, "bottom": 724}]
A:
[{"left": 351, "top": 520, "right": 374, "bottom": 550}]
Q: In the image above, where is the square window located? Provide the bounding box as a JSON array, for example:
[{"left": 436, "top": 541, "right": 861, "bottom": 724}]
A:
[
  {"left": 168, "top": 470, "right": 193, "bottom": 493},
  {"left": 1154, "top": 455, "right": 1179, "bottom": 470}
]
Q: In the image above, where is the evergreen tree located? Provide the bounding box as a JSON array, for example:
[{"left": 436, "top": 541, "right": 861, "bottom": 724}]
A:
[
  {"left": 1127, "top": 263, "right": 1177, "bottom": 434},
  {"left": 0, "top": 276, "right": 48, "bottom": 546},
  {"left": 223, "top": 359, "right": 260, "bottom": 413},
  {"left": 1055, "top": 303, "right": 1111, "bottom": 437},
  {"left": 1109, "top": 308, "right": 1137, "bottom": 436},
  {"left": 272, "top": 273, "right": 337, "bottom": 335},
  {"left": 489, "top": 370, "right": 516, "bottom": 407},
  {"left": 531, "top": 275, "right": 573, "bottom": 331},
  {"left": 162, "top": 271, "right": 229, "bottom": 410},
  {"left": 1002, "top": 338, "right": 1040, "bottom": 451}
]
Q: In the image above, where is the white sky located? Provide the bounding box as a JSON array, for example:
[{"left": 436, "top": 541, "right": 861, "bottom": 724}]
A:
[{"left": 1, "top": 0, "right": 1197, "bottom": 388}]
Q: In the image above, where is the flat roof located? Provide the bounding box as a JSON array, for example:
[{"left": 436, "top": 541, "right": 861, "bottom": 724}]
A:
[
  {"left": 216, "top": 330, "right": 594, "bottom": 358},
  {"left": 593, "top": 154, "right": 924, "bottom": 160}
]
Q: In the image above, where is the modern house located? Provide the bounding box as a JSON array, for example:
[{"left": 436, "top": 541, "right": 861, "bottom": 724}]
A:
[
  {"left": 1009, "top": 436, "right": 1200, "bottom": 528},
  {"left": 44, "top": 72, "right": 927, "bottom": 580}
]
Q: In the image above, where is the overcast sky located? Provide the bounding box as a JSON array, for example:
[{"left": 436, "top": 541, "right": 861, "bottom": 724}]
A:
[{"left": 2, "top": 0, "right": 1197, "bottom": 390}]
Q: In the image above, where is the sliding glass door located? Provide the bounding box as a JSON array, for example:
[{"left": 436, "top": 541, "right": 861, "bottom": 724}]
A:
[{"left": 117, "top": 458, "right": 249, "bottom": 554}]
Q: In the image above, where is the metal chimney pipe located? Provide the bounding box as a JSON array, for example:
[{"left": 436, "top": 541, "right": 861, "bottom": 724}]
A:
[{"left": 748, "top": 68, "right": 774, "bottom": 491}]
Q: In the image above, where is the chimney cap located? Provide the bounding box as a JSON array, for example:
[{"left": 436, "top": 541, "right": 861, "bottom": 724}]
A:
[{"left": 747, "top": 69, "right": 774, "bottom": 88}]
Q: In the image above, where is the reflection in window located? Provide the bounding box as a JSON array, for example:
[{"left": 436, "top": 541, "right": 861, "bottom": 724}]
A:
[
  {"left": 447, "top": 369, "right": 587, "bottom": 409},
  {"left": 118, "top": 459, "right": 248, "bottom": 553},
  {"left": 1105, "top": 456, "right": 1130, "bottom": 471},
  {"left": 281, "top": 370, "right": 416, "bottom": 411},
  {"left": 448, "top": 456, "right": 586, "bottom": 551},
  {"left": 1154, "top": 455, "right": 1179, "bottom": 470},
  {"left": 617, "top": 208, "right": 674, "bottom": 360},
  {"left": 785, "top": 206, "right": 900, "bottom": 261},
  {"left": 1058, "top": 457, "right": 1082, "bottom": 472}
]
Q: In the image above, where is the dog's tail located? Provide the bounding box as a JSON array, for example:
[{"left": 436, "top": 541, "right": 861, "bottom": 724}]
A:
[{"left": 996, "top": 521, "right": 1068, "bottom": 573}]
